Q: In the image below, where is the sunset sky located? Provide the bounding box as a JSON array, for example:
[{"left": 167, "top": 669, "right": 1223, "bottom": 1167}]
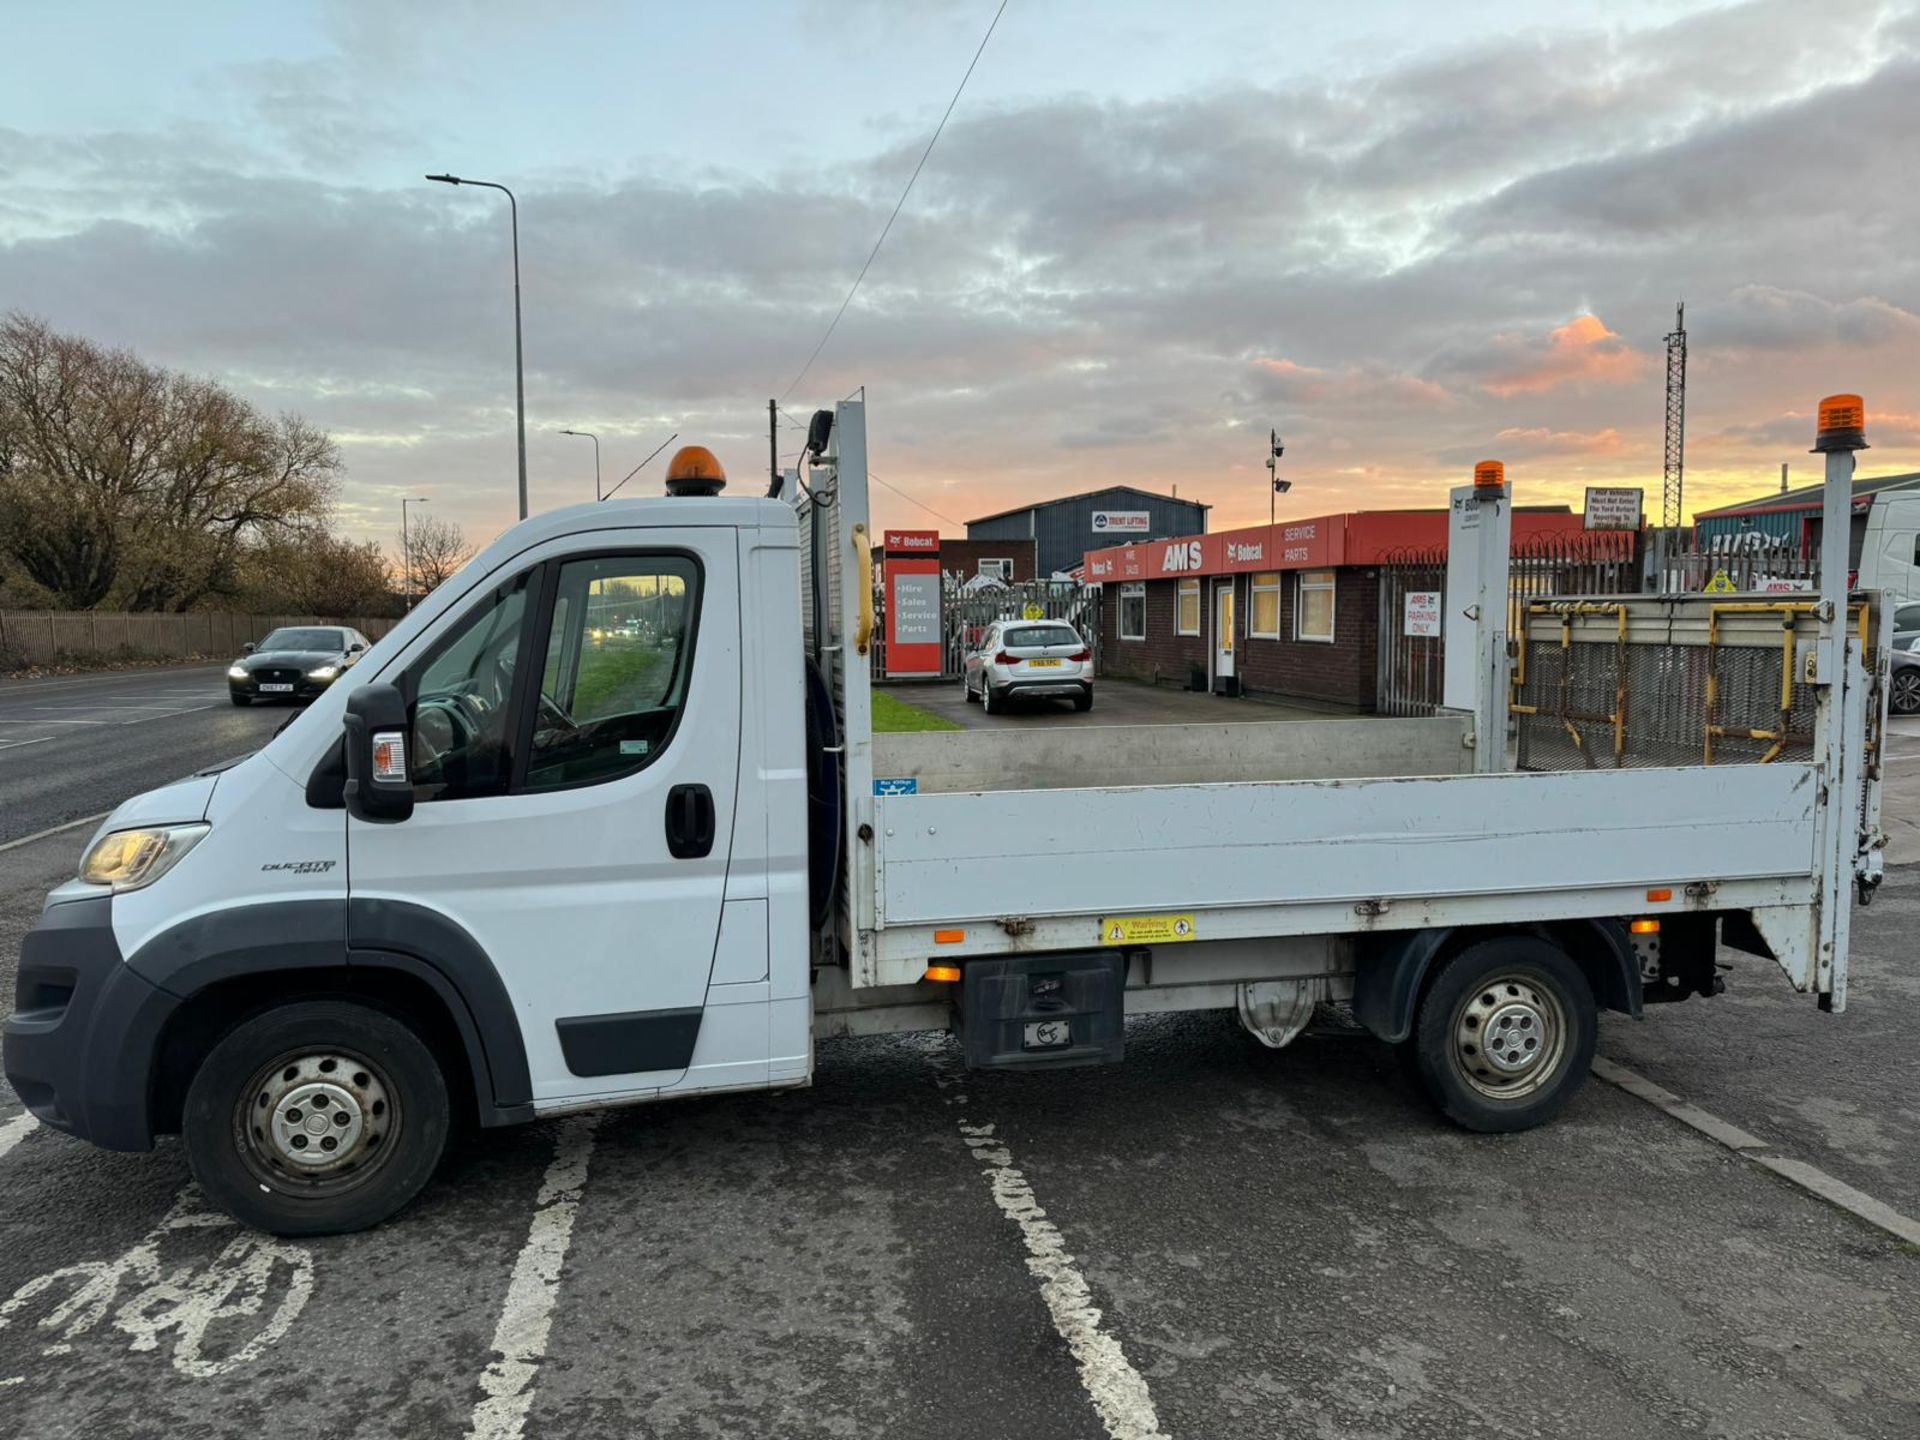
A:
[{"left": 5, "top": 0, "right": 1918, "bottom": 554}]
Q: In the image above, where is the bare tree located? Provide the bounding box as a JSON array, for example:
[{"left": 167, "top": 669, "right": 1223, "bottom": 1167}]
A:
[
  {"left": 400, "top": 514, "right": 473, "bottom": 600},
  {"left": 238, "top": 528, "right": 395, "bottom": 617},
  {"left": 0, "top": 313, "right": 340, "bottom": 611}
]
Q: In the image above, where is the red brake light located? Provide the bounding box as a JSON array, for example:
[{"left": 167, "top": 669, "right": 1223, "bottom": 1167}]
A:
[
  {"left": 1069, "top": 649, "right": 1090, "bottom": 662},
  {"left": 994, "top": 651, "right": 1015, "bottom": 665}
]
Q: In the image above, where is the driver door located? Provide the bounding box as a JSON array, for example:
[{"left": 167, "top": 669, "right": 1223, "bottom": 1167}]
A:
[{"left": 347, "top": 530, "right": 741, "bottom": 1103}]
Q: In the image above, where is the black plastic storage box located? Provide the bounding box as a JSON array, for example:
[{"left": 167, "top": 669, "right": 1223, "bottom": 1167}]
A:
[{"left": 958, "top": 951, "right": 1127, "bottom": 1070}]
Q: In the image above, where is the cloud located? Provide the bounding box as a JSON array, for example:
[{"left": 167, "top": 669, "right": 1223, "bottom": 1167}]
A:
[
  {"left": 1469, "top": 315, "right": 1650, "bottom": 398},
  {"left": 2, "top": 0, "right": 1917, "bottom": 544}
]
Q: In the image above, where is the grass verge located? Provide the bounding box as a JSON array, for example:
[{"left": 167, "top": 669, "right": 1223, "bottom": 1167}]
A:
[{"left": 871, "top": 690, "right": 962, "bottom": 733}]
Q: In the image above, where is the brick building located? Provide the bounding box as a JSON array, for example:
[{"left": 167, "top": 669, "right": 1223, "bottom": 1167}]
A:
[{"left": 1088, "top": 507, "right": 1594, "bottom": 711}]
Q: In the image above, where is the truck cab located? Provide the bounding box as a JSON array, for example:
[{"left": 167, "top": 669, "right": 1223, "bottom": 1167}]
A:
[{"left": 6, "top": 486, "right": 814, "bottom": 1234}]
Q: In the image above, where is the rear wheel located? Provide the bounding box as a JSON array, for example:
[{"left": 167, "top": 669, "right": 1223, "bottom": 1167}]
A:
[
  {"left": 1408, "top": 936, "right": 1596, "bottom": 1133},
  {"left": 983, "top": 684, "right": 1004, "bottom": 715},
  {"left": 1892, "top": 668, "right": 1920, "bottom": 715},
  {"left": 1073, "top": 690, "right": 1093, "bottom": 713},
  {"left": 183, "top": 999, "right": 450, "bottom": 1236}
]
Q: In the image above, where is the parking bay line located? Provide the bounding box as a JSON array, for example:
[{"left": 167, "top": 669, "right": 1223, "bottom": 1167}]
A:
[
  {"left": 1592, "top": 1055, "right": 1920, "bottom": 1247},
  {"left": 0, "top": 737, "right": 54, "bottom": 753},
  {"left": 0, "top": 1113, "right": 37, "bottom": 1163},
  {"left": 464, "top": 1114, "right": 602, "bottom": 1440},
  {"left": 921, "top": 1042, "right": 1170, "bottom": 1440}
]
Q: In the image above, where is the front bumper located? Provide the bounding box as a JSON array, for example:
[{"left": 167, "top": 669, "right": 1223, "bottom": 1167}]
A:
[
  {"left": 230, "top": 674, "right": 333, "bottom": 702},
  {"left": 3, "top": 896, "right": 174, "bottom": 1151}
]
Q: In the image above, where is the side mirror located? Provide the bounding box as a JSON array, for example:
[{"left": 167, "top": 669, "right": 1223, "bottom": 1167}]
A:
[
  {"left": 343, "top": 682, "right": 415, "bottom": 824},
  {"left": 242, "top": 641, "right": 256, "bottom": 654},
  {"left": 349, "top": 641, "right": 367, "bottom": 654}
]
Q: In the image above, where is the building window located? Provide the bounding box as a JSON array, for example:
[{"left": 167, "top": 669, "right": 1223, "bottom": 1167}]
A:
[
  {"left": 979, "top": 557, "right": 1014, "bottom": 581},
  {"left": 1249, "top": 572, "right": 1280, "bottom": 639},
  {"left": 1296, "top": 569, "right": 1335, "bottom": 643},
  {"left": 1119, "top": 583, "right": 1147, "bottom": 641},
  {"left": 1176, "top": 579, "right": 1200, "bottom": 636}
]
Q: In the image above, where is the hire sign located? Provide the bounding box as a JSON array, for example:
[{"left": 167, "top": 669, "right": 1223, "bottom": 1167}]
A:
[{"left": 883, "top": 531, "right": 943, "bottom": 677}]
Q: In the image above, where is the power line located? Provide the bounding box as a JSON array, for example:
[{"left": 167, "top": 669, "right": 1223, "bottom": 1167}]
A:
[
  {"left": 868, "top": 468, "right": 966, "bottom": 528},
  {"left": 777, "top": 0, "right": 1011, "bottom": 404}
]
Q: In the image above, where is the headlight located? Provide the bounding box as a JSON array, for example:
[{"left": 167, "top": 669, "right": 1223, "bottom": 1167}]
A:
[
  {"left": 308, "top": 664, "right": 339, "bottom": 680},
  {"left": 228, "top": 665, "right": 248, "bottom": 679},
  {"left": 80, "top": 824, "right": 210, "bottom": 893}
]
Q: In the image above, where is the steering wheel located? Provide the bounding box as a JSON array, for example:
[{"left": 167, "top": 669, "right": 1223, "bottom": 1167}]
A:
[{"left": 412, "top": 695, "right": 474, "bottom": 771}]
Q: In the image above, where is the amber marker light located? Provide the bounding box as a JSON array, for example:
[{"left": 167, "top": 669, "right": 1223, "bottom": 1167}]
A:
[
  {"left": 924, "top": 964, "right": 963, "bottom": 983},
  {"left": 1474, "top": 460, "right": 1506, "bottom": 491}
]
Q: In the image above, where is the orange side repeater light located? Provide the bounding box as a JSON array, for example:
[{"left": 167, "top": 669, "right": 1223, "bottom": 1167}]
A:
[{"left": 924, "top": 964, "right": 962, "bottom": 983}]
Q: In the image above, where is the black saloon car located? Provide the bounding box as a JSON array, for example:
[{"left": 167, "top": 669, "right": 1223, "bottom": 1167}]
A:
[{"left": 227, "top": 626, "right": 371, "bottom": 705}]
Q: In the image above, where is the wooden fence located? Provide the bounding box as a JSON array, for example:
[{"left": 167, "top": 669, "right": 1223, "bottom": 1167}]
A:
[{"left": 0, "top": 611, "right": 399, "bottom": 666}]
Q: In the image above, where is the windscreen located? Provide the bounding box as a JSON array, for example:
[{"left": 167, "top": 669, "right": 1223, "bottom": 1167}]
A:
[
  {"left": 259, "top": 628, "right": 344, "bottom": 651},
  {"left": 1004, "top": 625, "right": 1079, "bottom": 649}
]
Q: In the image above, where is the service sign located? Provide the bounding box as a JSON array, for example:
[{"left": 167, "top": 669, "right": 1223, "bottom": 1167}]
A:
[
  {"left": 1583, "top": 487, "right": 1644, "bottom": 532},
  {"left": 884, "top": 532, "right": 943, "bottom": 676},
  {"left": 1091, "top": 511, "right": 1151, "bottom": 534},
  {"left": 1403, "top": 591, "right": 1442, "bottom": 637}
]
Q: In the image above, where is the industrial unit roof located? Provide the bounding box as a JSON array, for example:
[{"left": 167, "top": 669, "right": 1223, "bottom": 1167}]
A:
[
  {"left": 965, "top": 485, "right": 1209, "bottom": 527},
  {"left": 1694, "top": 471, "right": 1920, "bottom": 521}
]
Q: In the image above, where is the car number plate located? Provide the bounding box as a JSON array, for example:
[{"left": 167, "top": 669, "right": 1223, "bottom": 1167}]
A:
[
  {"left": 1027, "top": 658, "right": 1062, "bottom": 668},
  {"left": 1023, "top": 1020, "right": 1073, "bottom": 1049},
  {"left": 259, "top": 683, "right": 294, "bottom": 693}
]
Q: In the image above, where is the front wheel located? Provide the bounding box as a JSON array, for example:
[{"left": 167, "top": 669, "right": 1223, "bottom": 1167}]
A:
[
  {"left": 183, "top": 999, "right": 451, "bottom": 1236},
  {"left": 1407, "top": 936, "right": 1596, "bottom": 1133},
  {"left": 962, "top": 672, "right": 978, "bottom": 702},
  {"left": 229, "top": 693, "right": 251, "bottom": 707}
]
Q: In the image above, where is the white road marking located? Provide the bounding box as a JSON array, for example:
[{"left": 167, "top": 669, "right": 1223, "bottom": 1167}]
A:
[
  {"left": 1594, "top": 1056, "right": 1920, "bottom": 1246},
  {"left": 0, "top": 737, "right": 54, "bottom": 753},
  {"left": 465, "top": 1115, "right": 602, "bottom": 1440},
  {"left": 0, "top": 811, "right": 111, "bottom": 855},
  {"left": 956, "top": 1120, "right": 1170, "bottom": 1440},
  {"left": 0, "top": 1113, "right": 38, "bottom": 1162},
  {"left": 915, "top": 1039, "right": 1168, "bottom": 1440}
]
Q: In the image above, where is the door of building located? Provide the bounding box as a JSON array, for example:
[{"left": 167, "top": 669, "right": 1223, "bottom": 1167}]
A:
[{"left": 1213, "top": 579, "right": 1236, "bottom": 688}]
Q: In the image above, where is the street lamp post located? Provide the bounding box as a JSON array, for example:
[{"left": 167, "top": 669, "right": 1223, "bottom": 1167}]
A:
[
  {"left": 401, "top": 496, "right": 429, "bottom": 610},
  {"left": 426, "top": 172, "right": 528, "bottom": 520},
  {"left": 558, "top": 428, "right": 602, "bottom": 501}
]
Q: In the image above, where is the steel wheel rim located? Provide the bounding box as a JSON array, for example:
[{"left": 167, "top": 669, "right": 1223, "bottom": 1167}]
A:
[
  {"left": 1450, "top": 973, "right": 1568, "bottom": 1101},
  {"left": 234, "top": 1046, "right": 402, "bottom": 1197}
]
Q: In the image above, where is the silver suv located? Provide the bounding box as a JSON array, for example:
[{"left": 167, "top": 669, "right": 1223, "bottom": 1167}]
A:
[{"left": 962, "top": 620, "right": 1092, "bottom": 714}]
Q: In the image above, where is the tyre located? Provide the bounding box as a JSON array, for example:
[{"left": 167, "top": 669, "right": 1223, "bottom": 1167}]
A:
[
  {"left": 1891, "top": 667, "right": 1920, "bottom": 715},
  {"left": 1408, "top": 935, "right": 1596, "bottom": 1134},
  {"left": 963, "top": 672, "right": 978, "bottom": 703},
  {"left": 182, "top": 999, "right": 451, "bottom": 1236},
  {"left": 983, "top": 684, "right": 1003, "bottom": 715},
  {"left": 229, "top": 693, "right": 251, "bottom": 706},
  {"left": 1073, "top": 690, "right": 1093, "bottom": 713}
]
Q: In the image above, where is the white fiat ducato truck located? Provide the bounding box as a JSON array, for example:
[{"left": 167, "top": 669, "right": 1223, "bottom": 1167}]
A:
[{"left": 4, "top": 396, "right": 1887, "bottom": 1234}]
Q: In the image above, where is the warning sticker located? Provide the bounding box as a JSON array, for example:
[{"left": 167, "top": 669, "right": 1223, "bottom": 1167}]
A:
[
  {"left": 1704, "top": 570, "right": 1738, "bottom": 594},
  {"left": 1100, "top": 914, "right": 1197, "bottom": 946}
]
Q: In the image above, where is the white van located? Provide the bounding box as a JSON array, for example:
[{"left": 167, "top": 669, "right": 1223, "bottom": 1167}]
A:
[{"left": 3, "top": 400, "right": 1885, "bottom": 1235}]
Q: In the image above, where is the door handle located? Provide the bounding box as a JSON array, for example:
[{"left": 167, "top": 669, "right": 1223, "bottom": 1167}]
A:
[{"left": 666, "top": 783, "right": 715, "bottom": 859}]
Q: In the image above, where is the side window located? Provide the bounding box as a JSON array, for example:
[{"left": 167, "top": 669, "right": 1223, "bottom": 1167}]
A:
[
  {"left": 525, "top": 554, "right": 701, "bottom": 791},
  {"left": 407, "top": 573, "right": 533, "bottom": 802}
]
